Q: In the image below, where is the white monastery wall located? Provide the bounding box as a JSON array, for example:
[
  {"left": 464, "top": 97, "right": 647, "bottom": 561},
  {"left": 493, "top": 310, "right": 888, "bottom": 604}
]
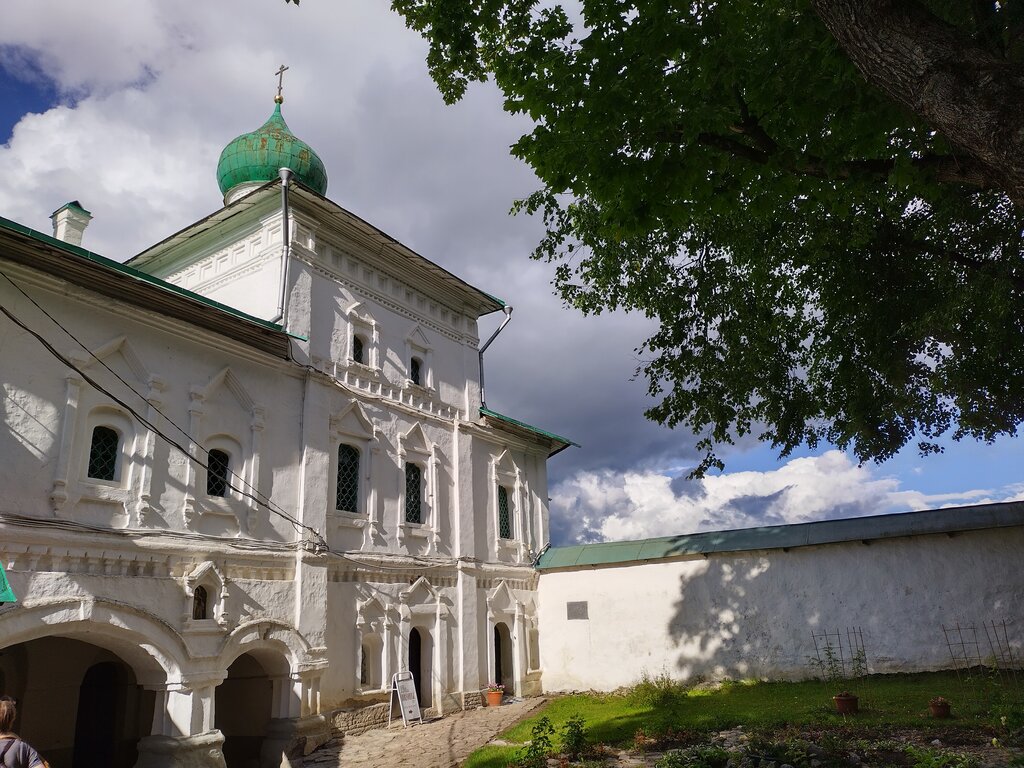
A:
[{"left": 537, "top": 525, "right": 1024, "bottom": 692}]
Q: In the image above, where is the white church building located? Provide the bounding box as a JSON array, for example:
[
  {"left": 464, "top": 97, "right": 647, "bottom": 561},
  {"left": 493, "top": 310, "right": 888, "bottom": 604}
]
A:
[{"left": 0, "top": 94, "right": 571, "bottom": 768}]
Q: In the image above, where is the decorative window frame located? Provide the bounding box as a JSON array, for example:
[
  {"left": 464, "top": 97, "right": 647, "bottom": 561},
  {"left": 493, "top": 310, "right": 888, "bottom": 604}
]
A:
[
  {"left": 355, "top": 595, "right": 394, "bottom": 694},
  {"left": 403, "top": 324, "right": 434, "bottom": 392},
  {"left": 397, "top": 423, "right": 438, "bottom": 551},
  {"left": 184, "top": 367, "right": 264, "bottom": 536},
  {"left": 182, "top": 560, "right": 229, "bottom": 629},
  {"left": 50, "top": 336, "right": 164, "bottom": 529},
  {"left": 329, "top": 402, "right": 379, "bottom": 535},
  {"left": 344, "top": 302, "right": 380, "bottom": 372},
  {"left": 490, "top": 449, "right": 525, "bottom": 558}
]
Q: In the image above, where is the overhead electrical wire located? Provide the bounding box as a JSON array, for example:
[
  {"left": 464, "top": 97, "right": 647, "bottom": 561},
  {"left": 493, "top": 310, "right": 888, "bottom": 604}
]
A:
[{"left": 0, "top": 271, "right": 465, "bottom": 572}]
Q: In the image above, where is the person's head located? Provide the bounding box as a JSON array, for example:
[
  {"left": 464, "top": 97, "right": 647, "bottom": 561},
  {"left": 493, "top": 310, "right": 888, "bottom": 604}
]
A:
[{"left": 0, "top": 696, "right": 15, "bottom": 732}]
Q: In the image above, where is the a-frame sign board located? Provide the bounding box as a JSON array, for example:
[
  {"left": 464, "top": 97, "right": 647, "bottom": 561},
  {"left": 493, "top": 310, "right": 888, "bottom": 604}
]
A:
[
  {"left": 0, "top": 561, "right": 16, "bottom": 604},
  {"left": 388, "top": 671, "right": 422, "bottom": 727}
]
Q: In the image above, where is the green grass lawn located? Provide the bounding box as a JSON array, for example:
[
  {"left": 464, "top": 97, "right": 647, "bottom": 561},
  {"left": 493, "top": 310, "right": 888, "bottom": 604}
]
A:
[{"left": 464, "top": 671, "right": 1022, "bottom": 768}]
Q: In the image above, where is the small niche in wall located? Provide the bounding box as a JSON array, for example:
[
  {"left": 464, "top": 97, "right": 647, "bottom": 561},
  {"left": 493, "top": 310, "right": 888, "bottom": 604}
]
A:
[{"left": 566, "top": 601, "right": 589, "bottom": 620}]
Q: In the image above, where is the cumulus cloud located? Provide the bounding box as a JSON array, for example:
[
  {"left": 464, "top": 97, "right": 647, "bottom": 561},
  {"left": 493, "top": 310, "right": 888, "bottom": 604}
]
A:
[{"left": 550, "top": 451, "right": 1024, "bottom": 544}]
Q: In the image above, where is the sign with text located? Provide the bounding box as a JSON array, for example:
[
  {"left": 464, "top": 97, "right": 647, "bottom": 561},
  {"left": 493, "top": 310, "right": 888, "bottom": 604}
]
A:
[{"left": 389, "top": 672, "right": 422, "bottom": 727}]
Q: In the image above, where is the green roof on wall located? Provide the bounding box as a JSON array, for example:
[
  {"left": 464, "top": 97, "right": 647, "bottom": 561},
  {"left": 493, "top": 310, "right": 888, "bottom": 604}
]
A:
[{"left": 537, "top": 501, "right": 1024, "bottom": 570}]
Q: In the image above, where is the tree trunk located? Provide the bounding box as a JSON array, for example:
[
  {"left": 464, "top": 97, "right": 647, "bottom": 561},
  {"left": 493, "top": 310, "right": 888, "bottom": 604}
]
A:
[{"left": 810, "top": 0, "right": 1024, "bottom": 205}]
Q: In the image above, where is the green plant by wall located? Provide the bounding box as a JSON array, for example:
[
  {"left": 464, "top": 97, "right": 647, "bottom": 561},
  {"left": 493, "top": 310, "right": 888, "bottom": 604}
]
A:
[
  {"left": 515, "top": 716, "right": 555, "bottom": 768},
  {"left": 560, "top": 714, "right": 588, "bottom": 761}
]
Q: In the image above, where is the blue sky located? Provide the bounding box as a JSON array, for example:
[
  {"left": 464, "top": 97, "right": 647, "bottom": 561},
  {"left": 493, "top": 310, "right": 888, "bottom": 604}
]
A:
[{"left": 2, "top": 1, "right": 1021, "bottom": 546}]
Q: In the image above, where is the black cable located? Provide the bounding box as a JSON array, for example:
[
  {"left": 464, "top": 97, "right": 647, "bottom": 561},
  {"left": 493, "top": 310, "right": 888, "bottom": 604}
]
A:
[
  {"left": 0, "top": 270, "right": 316, "bottom": 541},
  {"left": 0, "top": 299, "right": 318, "bottom": 541}
]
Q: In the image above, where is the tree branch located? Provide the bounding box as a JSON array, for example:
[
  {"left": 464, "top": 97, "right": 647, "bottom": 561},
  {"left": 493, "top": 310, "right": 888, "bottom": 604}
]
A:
[{"left": 809, "top": 0, "right": 1024, "bottom": 206}]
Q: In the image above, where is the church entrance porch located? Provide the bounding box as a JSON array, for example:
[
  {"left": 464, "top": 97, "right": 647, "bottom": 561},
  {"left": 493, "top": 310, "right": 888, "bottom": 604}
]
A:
[{"left": 0, "top": 637, "right": 154, "bottom": 768}]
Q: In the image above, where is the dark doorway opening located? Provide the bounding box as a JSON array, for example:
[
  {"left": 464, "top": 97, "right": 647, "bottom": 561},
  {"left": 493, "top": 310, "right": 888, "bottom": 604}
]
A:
[
  {"left": 409, "top": 628, "right": 422, "bottom": 704},
  {"left": 215, "top": 653, "right": 274, "bottom": 768},
  {"left": 73, "top": 662, "right": 119, "bottom": 766},
  {"left": 494, "top": 622, "right": 514, "bottom": 692}
]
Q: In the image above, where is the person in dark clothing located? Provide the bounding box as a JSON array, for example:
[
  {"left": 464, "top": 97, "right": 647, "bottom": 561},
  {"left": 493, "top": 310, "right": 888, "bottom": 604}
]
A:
[{"left": 0, "top": 697, "right": 46, "bottom": 768}]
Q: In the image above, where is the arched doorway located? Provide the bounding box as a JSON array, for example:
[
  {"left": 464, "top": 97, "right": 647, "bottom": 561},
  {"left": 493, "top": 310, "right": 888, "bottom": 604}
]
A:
[
  {"left": 0, "top": 637, "right": 151, "bottom": 768},
  {"left": 215, "top": 652, "right": 277, "bottom": 768},
  {"left": 494, "top": 622, "right": 514, "bottom": 692},
  {"left": 407, "top": 628, "right": 433, "bottom": 709}
]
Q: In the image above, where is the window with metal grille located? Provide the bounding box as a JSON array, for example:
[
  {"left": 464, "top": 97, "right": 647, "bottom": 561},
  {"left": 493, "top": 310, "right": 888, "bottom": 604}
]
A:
[
  {"left": 207, "top": 449, "right": 230, "bottom": 497},
  {"left": 409, "top": 357, "right": 422, "bottom": 386},
  {"left": 360, "top": 643, "right": 369, "bottom": 685},
  {"left": 336, "top": 444, "right": 360, "bottom": 512},
  {"left": 498, "top": 486, "right": 512, "bottom": 539},
  {"left": 405, "top": 462, "right": 422, "bottom": 523},
  {"left": 352, "top": 335, "right": 365, "bottom": 365},
  {"left": 87, "top": 426, "right": 119, "bottom": 481}
]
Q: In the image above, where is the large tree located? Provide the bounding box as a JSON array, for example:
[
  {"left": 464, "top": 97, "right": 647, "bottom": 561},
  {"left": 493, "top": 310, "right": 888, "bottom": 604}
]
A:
[{"left": 388, "top": 0, "right": 1024, "bottom": 475}]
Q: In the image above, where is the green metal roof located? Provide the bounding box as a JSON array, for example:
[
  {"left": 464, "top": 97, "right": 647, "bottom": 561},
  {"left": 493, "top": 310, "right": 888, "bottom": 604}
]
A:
[
  {"left": 479, "top": 407, "right": 579, "bottom": 456},
  {"left": 537, "top": 500, "right": 1024, "bottom": 570},
  {"left": 216, "top": 102, "right": 328, "bottom": 198},
  {"left": 0, "top": 214, "right": 294, "bottom": 359}
]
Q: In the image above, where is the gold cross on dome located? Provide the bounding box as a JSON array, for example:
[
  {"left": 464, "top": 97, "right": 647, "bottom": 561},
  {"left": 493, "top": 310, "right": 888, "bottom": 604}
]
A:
[{"left": 274, "top": 64, "right": 289, "bottom": 103}]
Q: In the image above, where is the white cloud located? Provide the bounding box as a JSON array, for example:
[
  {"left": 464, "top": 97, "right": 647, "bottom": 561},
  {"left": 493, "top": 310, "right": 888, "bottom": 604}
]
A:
[{"left": 551, "top": 450, "right": 1024, "bottom": 544}]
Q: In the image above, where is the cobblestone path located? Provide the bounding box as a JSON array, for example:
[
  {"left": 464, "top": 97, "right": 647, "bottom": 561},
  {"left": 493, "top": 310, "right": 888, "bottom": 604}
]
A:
[{"left": 299, "top": 698, "right": 547, "bottom": 768}]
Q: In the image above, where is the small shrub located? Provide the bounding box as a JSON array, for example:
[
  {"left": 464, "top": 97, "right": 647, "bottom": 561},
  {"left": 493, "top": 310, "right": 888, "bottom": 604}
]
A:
[
  {"left": 904, "top": 746, "right": 979, "bottom": 768},
  {"left": 628, "top": 671, "right": 689, "bottom": 708},
  {"left": 515, "top": 716, "right": 555, "bottom": 768},
  {"left": 655, "top": 745, "right": 730, "bottom": 768},
  {"left": 560, "top": 714, "right": 588, "bottom": 760}
]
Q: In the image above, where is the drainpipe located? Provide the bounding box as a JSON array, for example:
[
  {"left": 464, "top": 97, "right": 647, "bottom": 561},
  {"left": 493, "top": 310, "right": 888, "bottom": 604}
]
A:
[
  {"left": 274, "top": 167, "right": 294, "bottom": 330},
  {"left": 478, "top": 305, "right": 513, "bottom": 410}
]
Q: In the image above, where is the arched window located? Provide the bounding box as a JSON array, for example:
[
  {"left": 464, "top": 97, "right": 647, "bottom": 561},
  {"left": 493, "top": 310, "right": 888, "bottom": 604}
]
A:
[
  {"left": 359, "top": 643, "right": 369, "bottom": 686},
  {"left": 192, "top": 585, "right": 208, "bottom": 620},
  {"left": 336, "top": 445, "right": 360, "bottom": 513},
  {"left": 352, "top": 335, "right": 365, "bottom": 365},
  {"left": 497, "top": 486, "right": 512, "bottom": 539},
  {"left": 409, "top": 357, "right": 422, "bottom": 386},
  {"left": 207, "top": 449, "right": 230, "bottom": 497},
  {"left": 87, "top": 426, "right": 120, "bottom": 481},
  {"left": 404, "top": 463, "right": 422, "bottom": 524}
]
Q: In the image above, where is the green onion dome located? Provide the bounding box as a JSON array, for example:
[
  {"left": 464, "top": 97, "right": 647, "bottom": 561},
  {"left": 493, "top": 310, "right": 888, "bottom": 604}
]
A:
[{"left": 216, "top": 102, "right": 328, "bottom": 203}]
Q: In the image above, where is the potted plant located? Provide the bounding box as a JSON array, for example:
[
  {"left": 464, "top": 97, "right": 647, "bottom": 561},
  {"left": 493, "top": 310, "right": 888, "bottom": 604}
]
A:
[
  {"left": 929, "top": 696, "right": 951, "bottom": 718},
  {"left": 485, "top": 682, "right": 504, "bottom": 707},
  {"left": 833, "top": 690, "right": 859, "bottom": 715}
]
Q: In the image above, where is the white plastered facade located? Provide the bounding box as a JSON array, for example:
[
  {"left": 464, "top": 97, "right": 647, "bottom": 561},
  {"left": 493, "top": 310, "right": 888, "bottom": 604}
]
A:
[{"left": 0, "top": 182, "right": 560, "bottom": 768}]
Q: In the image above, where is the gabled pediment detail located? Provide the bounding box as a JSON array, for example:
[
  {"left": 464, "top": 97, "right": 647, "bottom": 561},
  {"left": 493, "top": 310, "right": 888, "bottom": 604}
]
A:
[
  {"left": 184, "top": 560, "right": 226, "bottom": 590},
  {"left": 405, "top": 323, "right": 431, "bottom": 350},
  {"left": 357, "top": 594, "right": 391, "bottom": 620},
  {"left": 73, "top": 336, "right": 154, "bottom": 388},
  {"left": 331, "top": 401, "right": 375, "bottom": 440},
  {"left": 193, "top": 366, "right": 259, "bottom": 414},
  {"left": 400, "top": 423, "right": 431, "bottom": 457},
  {"left": 400, "top": 575, "right": 439, "bottom": 605},
  {"left": 493, "top": 448, "right": 518, "bottom": 476},
  {"left": 344, "top": 300, "right": 376, "bottom": 326},
  {"left": 486, "top": 580, "right": 518, "bottom": 614}
]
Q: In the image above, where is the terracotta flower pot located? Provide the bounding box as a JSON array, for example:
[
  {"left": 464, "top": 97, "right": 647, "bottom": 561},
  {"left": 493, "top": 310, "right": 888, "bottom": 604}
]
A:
[
  {"left": 486, "top": 690, "right": 503, "bottom": 707},
  {"left": 833, "top": 692, "right": 859, "bottom": 715},
  {"left": 930, "top": 700, "right": 951, "bottom": 718}
]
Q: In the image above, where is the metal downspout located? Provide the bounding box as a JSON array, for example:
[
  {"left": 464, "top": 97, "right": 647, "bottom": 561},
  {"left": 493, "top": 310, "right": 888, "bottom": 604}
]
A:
[{"left": 478, "top": 305, "right": 513, "bottom": 410}]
